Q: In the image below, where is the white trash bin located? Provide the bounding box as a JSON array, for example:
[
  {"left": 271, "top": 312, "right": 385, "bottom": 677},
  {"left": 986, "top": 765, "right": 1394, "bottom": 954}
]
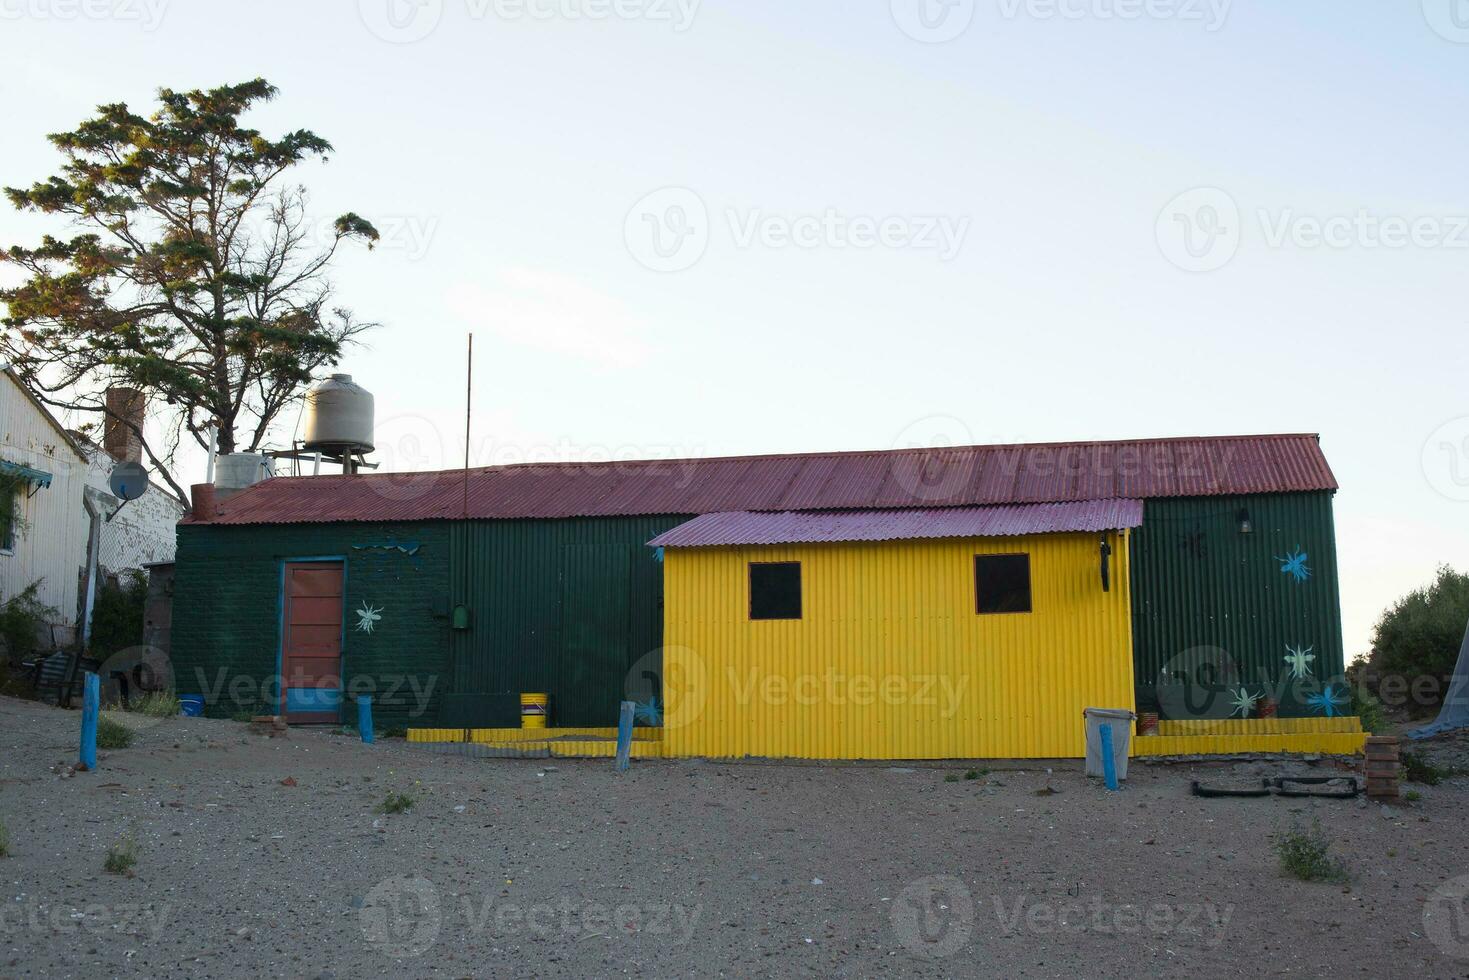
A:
[{"left": 1084, "top": 708, "right": 1137, "bottom": 781}]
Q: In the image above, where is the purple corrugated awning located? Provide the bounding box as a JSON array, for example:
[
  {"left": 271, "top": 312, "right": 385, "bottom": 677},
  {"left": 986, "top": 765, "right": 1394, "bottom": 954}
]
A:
[{"left": 647, "top": 499, "right": 1145, "bottom": 549}]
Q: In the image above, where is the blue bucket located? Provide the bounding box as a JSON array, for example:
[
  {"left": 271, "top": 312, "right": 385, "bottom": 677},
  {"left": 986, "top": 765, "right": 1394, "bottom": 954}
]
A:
[{"left": 179, "top": 695, "right": 205, "bottom": 717}]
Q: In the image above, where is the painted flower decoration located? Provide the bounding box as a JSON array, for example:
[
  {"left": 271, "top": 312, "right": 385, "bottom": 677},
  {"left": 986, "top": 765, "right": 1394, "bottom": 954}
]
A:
[
  {"left": 634, "top": 697, "right": 663, "bottom": 726},
  {"left": 355, "top": 602, "right": 384, "bottom": 634},
  {"left": 1283, "top": 644, "right": 1316, "bottom": 680},
  {"left": 1305, "top": 684, "right": 1347, "bottom": 717},
  {"left": 1228, "top": 686, "right": 1260, "bottom": 719},
  {"left": 1276, "top": 547, "right": 1311, "bottom": 583}
]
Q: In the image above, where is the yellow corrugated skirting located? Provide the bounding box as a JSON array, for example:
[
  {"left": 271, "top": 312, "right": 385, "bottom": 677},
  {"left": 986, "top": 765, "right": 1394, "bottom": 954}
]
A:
[
  {"left": 407, "top": 728, "right": 467, "bottom": 743},
  {"left": 1133, "top": 730, "right": 1366, "bottom": 756},
  {"left": 468, "top": 727, "right": 662, "bottom": 743},
  {"left": 1157, "top": 717, "right": 1361, "bottom": 736},
  {"left": 663, "top": 532, "right": 1137, "bottom": 760},
  {"left": 407, "top": 728, "right": 667, "bottom": 758}
]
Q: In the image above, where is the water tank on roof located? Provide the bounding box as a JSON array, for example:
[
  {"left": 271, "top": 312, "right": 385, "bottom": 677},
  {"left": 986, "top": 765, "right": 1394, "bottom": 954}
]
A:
[
  {"left": 215, "top": 452, "right": 274, "bottom": 499},
  {"left": 302, "top": 373, "right": 375, "bottom": 454}
]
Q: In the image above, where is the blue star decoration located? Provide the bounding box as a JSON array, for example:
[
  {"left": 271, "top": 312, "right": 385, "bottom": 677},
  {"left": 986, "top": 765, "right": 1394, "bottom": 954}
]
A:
[
  {"left": 634, "top": 697, "right": 662, "bottom": 726},
  {"left": 1305, "top": 684, "right": 1347, "bottom": 717},
  {"left": 1276, "top": 547, "right": 1311, "bottom": 583}
]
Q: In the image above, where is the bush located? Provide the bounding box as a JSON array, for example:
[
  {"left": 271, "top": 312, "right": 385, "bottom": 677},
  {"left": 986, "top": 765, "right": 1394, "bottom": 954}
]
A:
[
  {"left": 0, "top": 818, "right": 9, "bottom": 858},
  {"left": 128, "top": 691, "right": 178, "bottom": 718},
  {"left": 0, "top": 581, "right": 57, "bottom": 663},
  {"left": 88, "top": 571, "right": 147, "bottom": 661},
  {"left": 104, "top": 836, "right": 138, "bottom": 875},
  {"left": 1402, "top": 750, "right": 1455, "bottom": 786},
  {"left": 96, "top": 715, "right": 134, "bottom": 749},
  {"left": 1275, "top": 820, "right": 1351, "bottom": 884},
  {"left": 376, "top": 791, "right": 415, "bottom": 814},
  {"left": 1362, "top": 566, "right": 1469, "bottom": 712},
  {"left": 1349, "top": 683, "right": 1387, "bottom": 735}
]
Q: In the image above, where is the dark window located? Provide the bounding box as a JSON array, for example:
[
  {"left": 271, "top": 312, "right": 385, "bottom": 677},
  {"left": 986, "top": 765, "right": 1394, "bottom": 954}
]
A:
[
  {"left": 0, "top": 487, "right": 14, "bottom": 551},
  {"left": 975, "top": 554, "right": 1031, "bottom": 614},
  {"left": 750, "top": 562, "right": 802, "bottom": 620}
]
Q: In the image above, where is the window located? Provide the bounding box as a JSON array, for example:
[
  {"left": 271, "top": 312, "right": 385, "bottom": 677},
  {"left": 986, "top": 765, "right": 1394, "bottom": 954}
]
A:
[
  {"left": 975, "top": 554, "right": 1031, "bottom": 614},
  {"left": 749, "top": 561, "right": 802, "bottom": 620},
  {"left": 0, "top": 484, "right": 15, "bottom": 552}
]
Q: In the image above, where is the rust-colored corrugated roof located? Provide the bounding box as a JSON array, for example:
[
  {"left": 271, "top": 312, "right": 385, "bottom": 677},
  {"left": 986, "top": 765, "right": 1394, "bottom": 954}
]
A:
[
  {"left": 647, "top": 499, "right": 1145, "bottom": 548},
  {"left": 188, "top": 433, "right": 1336, "bottom": 525}
]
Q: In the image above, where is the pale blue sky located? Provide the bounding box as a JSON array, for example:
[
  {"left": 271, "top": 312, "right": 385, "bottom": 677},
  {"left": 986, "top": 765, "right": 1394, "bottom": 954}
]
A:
[{"left": 3, "top": 1, "right": 1468, "bottom": 657}]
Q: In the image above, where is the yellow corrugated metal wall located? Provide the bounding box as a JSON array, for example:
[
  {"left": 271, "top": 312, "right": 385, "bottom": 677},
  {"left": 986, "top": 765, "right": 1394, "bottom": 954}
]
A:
[{"left": 662, "top": 531, "right": 1135, "bottom": 760}]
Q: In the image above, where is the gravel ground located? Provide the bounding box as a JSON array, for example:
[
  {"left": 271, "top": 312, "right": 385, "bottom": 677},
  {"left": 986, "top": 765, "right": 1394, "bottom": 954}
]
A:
[{"left": 2, "top": 694, "right": 1468, "bottom": 978}]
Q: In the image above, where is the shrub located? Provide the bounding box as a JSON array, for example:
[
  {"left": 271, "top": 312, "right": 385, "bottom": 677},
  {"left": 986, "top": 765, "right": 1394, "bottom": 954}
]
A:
[
  {"left": 1404, "top": 789, "right": 1423, "bottom": 803},
  {"left": 943, "top": 772, "right": 960, "bottom": 783},
  {"left": 128, "top": 691, "right": 179, "bottom": 718},
  {"left": 965, "top": 768, "right": 988, "bottom": 780},
  {"left": 376, "top": 791, "right": 415, "bottom": 814},
  {"left": 104, "top": 836, "right": 138, "bottom": 875},
  {"left": 1349, "top": 684, "right": 1387, "bottom": 735},
  {"left": 1362, "top": 566, "right": 1469, "bottom": 713},
  {"left": 0, "top": 581, "right": 57, "bottom": 664},
  {"left": 96, "top": 715, "right": 134, "bottom": 749},
  {"left": 88, "top": 571, "right": 147, "bottom": 661},
  {"left": 0, "top": 818, "right": 9, "bottom": 858},
  {"left": 1403, "top": 750, "right": 1455, "bottom": 786},
  {"left": 1275, "top": 821, "right": 1351, "bottom": 884}
]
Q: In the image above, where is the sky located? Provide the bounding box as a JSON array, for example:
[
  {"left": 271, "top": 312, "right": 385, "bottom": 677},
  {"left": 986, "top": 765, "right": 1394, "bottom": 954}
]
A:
[{"left": 2, "top": 0, "right": 1467, "bottom": 659}]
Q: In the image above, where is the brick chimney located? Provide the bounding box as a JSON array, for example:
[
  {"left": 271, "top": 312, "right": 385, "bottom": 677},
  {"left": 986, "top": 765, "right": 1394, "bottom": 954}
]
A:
[
  {"left": 103, "top": 387, "right": 145, "bottom": 464},
  {"left": 190, "top": 483, "right": 218, "bottom": 522}
]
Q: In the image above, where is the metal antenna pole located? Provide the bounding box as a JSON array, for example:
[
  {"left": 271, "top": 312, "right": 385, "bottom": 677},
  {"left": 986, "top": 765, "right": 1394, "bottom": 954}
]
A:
[{"left": 463, "top": 333, "right": 473, "bottom": 518}]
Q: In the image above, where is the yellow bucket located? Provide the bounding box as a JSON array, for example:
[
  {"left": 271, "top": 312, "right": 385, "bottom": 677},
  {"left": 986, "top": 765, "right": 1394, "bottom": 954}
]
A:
[{"left": 520, "top": 693, "right": 549, "bottom": 729}]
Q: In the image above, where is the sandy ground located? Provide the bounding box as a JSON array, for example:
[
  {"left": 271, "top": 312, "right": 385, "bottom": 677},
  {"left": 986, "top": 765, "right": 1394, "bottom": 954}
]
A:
[{"left": 3, "top": 695, "right": 1469, "bottom": 979}]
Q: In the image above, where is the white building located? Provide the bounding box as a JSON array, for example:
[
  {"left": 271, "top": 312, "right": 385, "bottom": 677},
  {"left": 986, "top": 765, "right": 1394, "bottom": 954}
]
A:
[{"left": 1, "top": 369, "right": 184, "bottom": 651}]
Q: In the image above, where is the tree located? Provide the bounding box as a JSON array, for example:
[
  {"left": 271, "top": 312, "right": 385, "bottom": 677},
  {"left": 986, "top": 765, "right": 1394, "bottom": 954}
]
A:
[
  {"left": 1361, "top": 565, "right": 1469, "bottom": 712},
  {"left": 1, "top": 78, "right": 379, "bottom": 503}
]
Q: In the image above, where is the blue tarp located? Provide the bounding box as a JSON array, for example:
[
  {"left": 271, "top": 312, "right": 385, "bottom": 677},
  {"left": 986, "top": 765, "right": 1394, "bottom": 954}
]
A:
[{"left": 1406, "top": 618, "right": 1469, "bottom": 740}]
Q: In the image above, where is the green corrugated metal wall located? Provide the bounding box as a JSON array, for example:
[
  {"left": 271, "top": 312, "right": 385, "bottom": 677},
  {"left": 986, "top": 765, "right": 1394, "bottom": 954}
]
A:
[
  {"left": 447, "top": 516, "right": 689, "bottom": 727},
  {"left": 171, "top": 522, "right": 452, "bottom": 726},
  {"left": 172, "top": 492, "right": 1344, "bottom": 731},
  {"left": 1129, "top": 492, "right": 1345, "bottom": 717}
]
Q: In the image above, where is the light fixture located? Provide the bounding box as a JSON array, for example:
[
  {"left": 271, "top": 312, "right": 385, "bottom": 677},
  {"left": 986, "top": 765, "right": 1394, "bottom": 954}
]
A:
[{"left": 1237, "top": 508, "right": 1253, "bottom": 534}]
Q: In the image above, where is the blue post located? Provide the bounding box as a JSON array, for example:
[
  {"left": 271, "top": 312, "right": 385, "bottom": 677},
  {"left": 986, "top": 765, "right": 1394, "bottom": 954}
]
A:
[
  {"left": 80, "top": 672, "right": 99, "bottom": 770},
  {"left": 615, "top": 700, "right": 635, "bottom": 772},
  {"left": 1099, "top": 723, "right": 1119, "bottom": 791},
  {"left": 358, "top": 695, "right": 374, "bottom": 744}
]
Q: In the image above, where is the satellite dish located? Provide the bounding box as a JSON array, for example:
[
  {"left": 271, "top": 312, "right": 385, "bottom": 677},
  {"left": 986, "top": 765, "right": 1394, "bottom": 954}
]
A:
[{"left": 109, "top": 461, "right": 149, "bottom": 502}]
